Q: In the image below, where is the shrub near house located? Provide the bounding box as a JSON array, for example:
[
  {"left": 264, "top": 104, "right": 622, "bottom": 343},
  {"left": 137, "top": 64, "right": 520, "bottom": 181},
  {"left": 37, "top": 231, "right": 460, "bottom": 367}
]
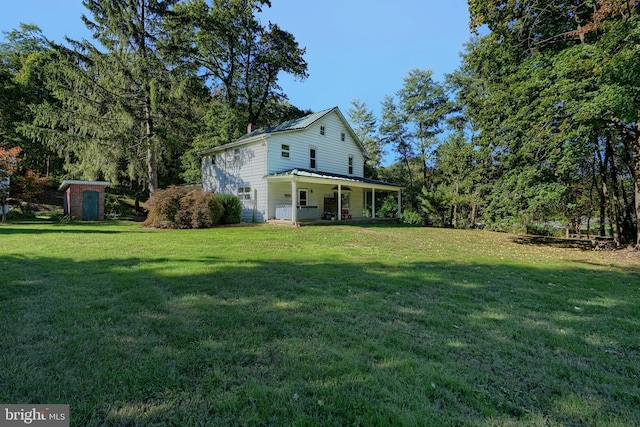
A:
[{"left": 143, "top": 186, "right": 240, "bottom": 229}]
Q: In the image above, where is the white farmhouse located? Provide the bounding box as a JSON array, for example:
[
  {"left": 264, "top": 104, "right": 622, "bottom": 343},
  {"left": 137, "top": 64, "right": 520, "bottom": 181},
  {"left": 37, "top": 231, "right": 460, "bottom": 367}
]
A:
[{"left": 200, "top": 107, "right": 402, "bottom": 224}]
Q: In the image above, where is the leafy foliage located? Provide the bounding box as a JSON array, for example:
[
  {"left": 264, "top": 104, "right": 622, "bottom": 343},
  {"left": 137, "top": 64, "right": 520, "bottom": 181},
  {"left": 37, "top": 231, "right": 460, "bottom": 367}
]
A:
[
  {"left": 462, "top": 0, "right": 640, "bottom": 244},
  {"left": 0, "top": 145, "right": 22, "bottom": 222},
  {"left": 9, "top": 169, "right": 51, "bottom": 206},
  {"left": 348, "top": 98, "right": 383, "bottom": 177},
  {"left": 217, "top": 193, "right": 242, "bottom": 224},
  {"left": 170, "top": 0, "right": 308, "bottom": 126},
  {"left": 400, "top": 208, "right": 423, "bottom": 226},
  {"left": 143, "top": 186, "right": 223, "bottom": 229},
  {"left": 4, "top": 1, "right": 308, "bottom": 195}
]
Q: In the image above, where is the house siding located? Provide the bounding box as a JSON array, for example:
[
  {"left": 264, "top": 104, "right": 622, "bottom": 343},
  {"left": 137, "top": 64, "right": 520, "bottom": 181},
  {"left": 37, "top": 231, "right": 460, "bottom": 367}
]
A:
[
  {"left": 201, "top": 139, "right": 268, "bottom": 222},
  {"left": 267, "top": 113, "right": 364, "bottom": 177},
  {"left": 201, "top": 108, "right": 389, "bottom": 223},
  {"left": 268, "top": 182, "right": 365, "bottom": 220}
]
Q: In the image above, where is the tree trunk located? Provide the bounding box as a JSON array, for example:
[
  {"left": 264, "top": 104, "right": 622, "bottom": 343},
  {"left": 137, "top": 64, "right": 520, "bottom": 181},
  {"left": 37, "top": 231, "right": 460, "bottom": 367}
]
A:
[
  {"left": 140, "top": 0, "right": 158, "bottom": 195},
  {"left": 605, "top": 138, "right": 623, "bottom": 246},
  {"left": 452, "top": 181, "right": 459, "bottom": 227},
  {"left": 470, "top": 191, "right": 478, "bottom": 227},
  {"left": 634, "top": 145, "right": 640, "bottom": 249},
  {"left": 147, "top": 145, "right": 158, "bottom": 194},
  {"left": 595, "top": 150, "right": 607, "bottom": 236},
  {"left": 631, "top": 122, "right": 640, "bottom": 249},
  {"left": 145, "top": 94, "right": 158, "bottom": 193},
  {"left": 404, "top": 156, "right": 414, "bottom": 189},
  {"left": 635, "top": 179, "right": 640, "bottom": 249}
]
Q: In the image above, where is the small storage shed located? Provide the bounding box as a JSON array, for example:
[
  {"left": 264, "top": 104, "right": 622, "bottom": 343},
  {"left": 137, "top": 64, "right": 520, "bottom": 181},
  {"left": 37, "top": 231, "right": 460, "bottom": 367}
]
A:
[{"left": 58, "top": 180, "right": 110, "bottom": 220}]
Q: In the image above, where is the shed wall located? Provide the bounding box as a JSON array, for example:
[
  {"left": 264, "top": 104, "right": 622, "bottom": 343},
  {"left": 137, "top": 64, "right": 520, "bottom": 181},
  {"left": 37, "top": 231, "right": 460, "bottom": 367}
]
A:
[{"left": 64, "top": 184, "right": 107, "bottom": 220}]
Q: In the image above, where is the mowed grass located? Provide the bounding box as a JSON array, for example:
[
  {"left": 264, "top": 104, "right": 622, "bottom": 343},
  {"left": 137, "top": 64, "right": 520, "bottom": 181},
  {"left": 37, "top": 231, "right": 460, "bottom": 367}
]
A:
[{"left": 0, "top": 221, "right": 638, "bottom": 426}]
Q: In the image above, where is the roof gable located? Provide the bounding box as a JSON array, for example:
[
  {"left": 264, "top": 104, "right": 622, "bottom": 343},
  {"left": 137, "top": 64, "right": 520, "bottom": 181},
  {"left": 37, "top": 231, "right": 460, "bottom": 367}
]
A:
[
  {"left": 199, "top": 107, "right": 366, "bottom": 155},
  {"left": 242, "top": 107, "right": 336, "bottom": 138}
]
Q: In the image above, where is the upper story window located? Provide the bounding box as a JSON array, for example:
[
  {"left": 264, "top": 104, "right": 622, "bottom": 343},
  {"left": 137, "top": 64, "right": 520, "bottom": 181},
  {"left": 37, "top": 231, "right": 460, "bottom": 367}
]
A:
[
  {"left": 281, "top": 144, "right": 290, "bottom": 158},
  {"left": 310, "top": 147, "right": 317, "bottom": 169},
  {"left": 320, "top": 126, "right": 325, "bottom": 136},
  {"left": 348, "top": 155, "right": 354, "bottom": 175},
  {"left": 341, "top": 132, "right": 345, "bottom": 142},
  {"left": 234, "top": 148, "right": 240, "bottom": 161}
]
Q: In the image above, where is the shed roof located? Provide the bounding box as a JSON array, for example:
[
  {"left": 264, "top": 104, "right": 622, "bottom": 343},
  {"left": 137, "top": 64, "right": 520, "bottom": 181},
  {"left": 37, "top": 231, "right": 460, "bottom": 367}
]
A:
[{"left": 58, "top": 180, "right": 110, "bottom": 191}]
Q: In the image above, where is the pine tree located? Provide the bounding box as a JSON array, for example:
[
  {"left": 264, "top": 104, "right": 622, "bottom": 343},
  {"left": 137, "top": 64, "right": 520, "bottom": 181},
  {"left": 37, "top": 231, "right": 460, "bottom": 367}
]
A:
[
  {"left": 347, "top": 98, "right": 382, "bottom": 178},
  {"left": 25, "top": 0, "right": 197, "bottom": 193}
]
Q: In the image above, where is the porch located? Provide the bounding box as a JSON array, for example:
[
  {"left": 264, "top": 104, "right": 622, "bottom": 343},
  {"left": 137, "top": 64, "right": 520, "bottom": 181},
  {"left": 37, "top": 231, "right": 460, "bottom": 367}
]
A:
[{"left": 266, "top": 169, "right": 403, "bottom": 225}]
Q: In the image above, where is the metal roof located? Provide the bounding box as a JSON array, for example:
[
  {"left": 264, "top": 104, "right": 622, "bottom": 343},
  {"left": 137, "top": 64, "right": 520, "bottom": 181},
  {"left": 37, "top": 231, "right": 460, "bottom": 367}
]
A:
[
  {"left": 265, "top": 168, "right": 403, "bottom": 190},
  {"left": 198, "top": 106, "right": 366, "bottom": 156},
  {"left": 237, "top": 107, "right": 336, "bottom": 141}
]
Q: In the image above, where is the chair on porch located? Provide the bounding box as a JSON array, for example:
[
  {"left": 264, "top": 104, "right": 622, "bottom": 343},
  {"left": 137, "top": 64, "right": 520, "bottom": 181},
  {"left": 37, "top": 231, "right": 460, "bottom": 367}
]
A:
[{"left": 341, "top": 209, "right": 352, "bottom": 220}]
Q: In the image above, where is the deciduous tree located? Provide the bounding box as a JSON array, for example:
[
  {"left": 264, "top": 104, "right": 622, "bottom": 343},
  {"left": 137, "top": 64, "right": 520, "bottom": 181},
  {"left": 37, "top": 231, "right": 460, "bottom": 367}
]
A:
[
  {"left": 170, "top": 0, "right": 308, "bottom": 127},
  {"left": 0, "top": 145, "right": 21, "bottom": 222}
]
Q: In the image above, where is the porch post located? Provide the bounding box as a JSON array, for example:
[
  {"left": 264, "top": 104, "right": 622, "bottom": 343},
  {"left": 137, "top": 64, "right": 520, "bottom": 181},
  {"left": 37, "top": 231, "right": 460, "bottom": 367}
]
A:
[
  {"left": 371, "top": 188, "right": 376, "bottom": 219},
  {"left": 337, "top": 184, "right": 342, "bottom": 221},
  {"left": 397, "top": 190, "right": 402, "bottom": 219},
  {"left": 291, "top": 179, "right": 298, "bottom": 224}
]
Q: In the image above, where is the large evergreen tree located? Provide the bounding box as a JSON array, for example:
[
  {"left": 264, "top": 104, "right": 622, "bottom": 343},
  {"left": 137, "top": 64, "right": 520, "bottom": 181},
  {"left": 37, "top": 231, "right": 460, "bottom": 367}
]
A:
[
  {"left": 397, "top": 68, "right": 451, "bottom": 188},
  {"left": 24, "top": 0, "right": 200, "bottom": 193},
  {"left": 347, "top": 98, "right": 382, "bottom": 178}
]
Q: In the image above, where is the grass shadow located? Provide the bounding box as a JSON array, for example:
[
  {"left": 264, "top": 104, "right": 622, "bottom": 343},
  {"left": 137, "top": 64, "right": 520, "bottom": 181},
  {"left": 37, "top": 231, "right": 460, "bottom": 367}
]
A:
[
  {"left": 0, "top": 221, "right": 145, "bottom": 235},
  {"left": 1, "top": 248, "right": 638, "bottom": 425},
  {"left": 512, "top": 235, "right": 596, "bottom": 250}
]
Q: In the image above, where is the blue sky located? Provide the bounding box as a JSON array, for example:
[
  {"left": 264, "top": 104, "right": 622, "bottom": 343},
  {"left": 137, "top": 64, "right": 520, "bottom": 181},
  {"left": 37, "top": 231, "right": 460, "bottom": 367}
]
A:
[
  {"left": 1, "top": 1, "right": 472, "bottom": 116},
  {"left": 2, "top": 1, "right": 472, "bottom": 165},
  {"left": 258, "top": 1, "right": 472, "bottom": 115}
]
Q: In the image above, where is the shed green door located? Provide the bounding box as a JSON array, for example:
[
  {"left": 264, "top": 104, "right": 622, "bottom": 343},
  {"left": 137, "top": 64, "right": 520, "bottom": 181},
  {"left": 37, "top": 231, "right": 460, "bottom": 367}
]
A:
[{"left": 82, "top": 190, "right": 99, "bottom": 220}]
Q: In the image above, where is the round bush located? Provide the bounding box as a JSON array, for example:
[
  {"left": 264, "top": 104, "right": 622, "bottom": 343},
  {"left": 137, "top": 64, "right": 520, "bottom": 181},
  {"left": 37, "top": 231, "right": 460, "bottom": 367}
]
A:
[
  {"left": 143, "top": 187, "right": 223, "bottom": 229},
  {"left": 217, "top": 194, "right": 242, "bottom": 224},
  {"left": 401, "top": 209, "right": 424, "bottom": 226}
]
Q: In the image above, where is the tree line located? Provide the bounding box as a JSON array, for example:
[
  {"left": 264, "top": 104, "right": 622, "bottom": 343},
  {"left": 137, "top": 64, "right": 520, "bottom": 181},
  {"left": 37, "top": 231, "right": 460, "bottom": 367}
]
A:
[
  {"left": 2, "top": 0, "right": 639, "bottom": 247},
  {"left": 349, "top": 0, "right": 640, "bottom": 248},
  {"left": 1, "top": 0, "right": 308, "bottom": 196}
]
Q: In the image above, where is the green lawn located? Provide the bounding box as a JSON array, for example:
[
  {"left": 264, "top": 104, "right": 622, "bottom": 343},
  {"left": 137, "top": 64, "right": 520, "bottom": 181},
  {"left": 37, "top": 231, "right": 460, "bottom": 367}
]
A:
[{"left": 1, "top": 221, "right": 638, "bottom": 426}]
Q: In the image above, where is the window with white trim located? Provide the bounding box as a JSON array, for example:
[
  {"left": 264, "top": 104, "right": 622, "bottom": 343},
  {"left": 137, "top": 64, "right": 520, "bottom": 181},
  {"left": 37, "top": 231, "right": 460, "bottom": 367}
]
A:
[
  {"left": 281, "top": 144, "right": 290, "bottom": 158},
  {"left": 341, "top": 132, "right": 345, "bottom": 141},
  {"left": 238, "top": 186, "right": 251, "bottom": 201},
  {"left": 320, "top": 125, "right": 325, "bottom": 136},
  {"left": 348, "top": 155, "right": 354, "bottom": 175},
  {"left": 299, "top": 189, "right": 308, "bottom": 206},
  {"left": 309, "top": 147, "right": 317, "bottom": 169}
]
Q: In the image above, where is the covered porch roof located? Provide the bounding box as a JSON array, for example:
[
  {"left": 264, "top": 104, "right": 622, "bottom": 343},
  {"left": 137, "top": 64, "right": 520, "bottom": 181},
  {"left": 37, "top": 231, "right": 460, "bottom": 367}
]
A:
[
  {"left": 265, "top": 169, "right": 402, "bottom": 224},
  {"left": 265, "top": 168, "right": 403, "bottom": 191}
]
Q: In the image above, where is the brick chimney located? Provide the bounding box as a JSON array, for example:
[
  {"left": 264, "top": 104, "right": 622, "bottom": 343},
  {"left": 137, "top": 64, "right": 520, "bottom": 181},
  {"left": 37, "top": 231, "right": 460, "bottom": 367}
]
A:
[{"left": 247, "top": 123, "right": 258, "bottom": 134}]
